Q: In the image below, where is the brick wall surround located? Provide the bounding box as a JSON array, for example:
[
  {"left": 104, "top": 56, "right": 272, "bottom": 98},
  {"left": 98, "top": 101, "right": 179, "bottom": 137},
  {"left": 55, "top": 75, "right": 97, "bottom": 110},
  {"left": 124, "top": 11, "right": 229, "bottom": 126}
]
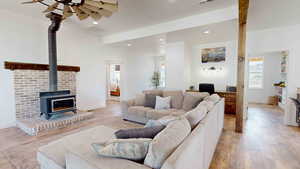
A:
[{"left": 14, "top": 70, "right": 77, "bottom": 119}]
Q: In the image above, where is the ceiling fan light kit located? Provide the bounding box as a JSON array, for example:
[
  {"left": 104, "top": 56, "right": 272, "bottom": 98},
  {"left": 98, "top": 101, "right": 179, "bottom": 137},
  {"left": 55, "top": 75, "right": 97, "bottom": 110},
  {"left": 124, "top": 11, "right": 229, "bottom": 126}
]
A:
[{"left": 22, "top": 0, "right": 118, "bottom": 21}]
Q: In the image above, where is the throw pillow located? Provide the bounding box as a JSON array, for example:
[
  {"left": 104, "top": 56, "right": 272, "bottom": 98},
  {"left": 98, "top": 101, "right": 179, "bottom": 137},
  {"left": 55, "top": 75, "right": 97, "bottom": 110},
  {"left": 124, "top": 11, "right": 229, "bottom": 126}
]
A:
[
  {"left": 92, "top": 138, "right": 152, "bottom": 161},
  {"left": 144, "top": 116, "right": 179, "bottom": 128},
  {"left": 144, "top": 117, "right": 191, "bottom": 169},
  {"left": 204, "top": 94, "right": 221, "bottom": 104},
  {"left": 185, "top": 92, "right": 210, "bottom": 100},
  {"left": 115, "top": 125, "right": 165, "bottom": 139},
  {"left": 155, "top": 96, "right": 171, "bottom": 110},
  {"left": 145, "top": 94, "right": 158, "bottom": 108},
  {"left": 135, "top": 93, "right": 146, "bottom": 106},
  {"left": 182, "top": 94, "right": 203, "bottom": 111},
  {"left": 184, "top": 101, "right": 208, "bottom": 128},
  {"left": 162, "top": 91, "right": 184, "bottom": 109}
]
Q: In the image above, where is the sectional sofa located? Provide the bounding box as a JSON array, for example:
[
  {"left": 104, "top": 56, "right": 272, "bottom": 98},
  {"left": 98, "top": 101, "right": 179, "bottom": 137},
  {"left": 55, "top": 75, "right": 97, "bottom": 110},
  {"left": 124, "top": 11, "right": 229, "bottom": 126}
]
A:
[
  {"left": 121, "top": 90, "right": 210, "bottom": 124},
  {"left": 37, "top": 91, "right": 224, "bottom": 169}
]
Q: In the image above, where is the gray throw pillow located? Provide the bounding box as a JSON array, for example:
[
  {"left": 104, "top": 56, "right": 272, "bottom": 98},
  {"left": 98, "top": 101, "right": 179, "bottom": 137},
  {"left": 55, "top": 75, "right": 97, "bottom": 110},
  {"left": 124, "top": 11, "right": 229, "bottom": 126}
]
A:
[
  {"left": 115, "top": 125, "right": 165, "bottom": 139},
  {"left": 92, "top": 138, "right": 152, "bottom": 161},
  {"left": 145, "top": 94, "right": 158, "bottom": 108},
  {"left": 182, "top": 94, "right": 203, "bottom": 111}
]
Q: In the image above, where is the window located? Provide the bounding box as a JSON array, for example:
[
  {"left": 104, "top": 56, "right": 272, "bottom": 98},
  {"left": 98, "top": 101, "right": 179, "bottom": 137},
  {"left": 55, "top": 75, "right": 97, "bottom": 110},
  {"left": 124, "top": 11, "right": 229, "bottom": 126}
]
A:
[{"left": 248, "top": 57, "right": 264, "bottom": 89}]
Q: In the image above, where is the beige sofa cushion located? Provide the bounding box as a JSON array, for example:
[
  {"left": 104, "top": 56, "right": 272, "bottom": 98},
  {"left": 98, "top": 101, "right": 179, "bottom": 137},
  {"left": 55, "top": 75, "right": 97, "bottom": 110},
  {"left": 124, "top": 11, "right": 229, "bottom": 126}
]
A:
[
  {"left": 135, "top": 94, "right": 146, "bottom": 106},
  {"left": 146, "top": 109, "right": 177, "bottom": 120},
  {"left": 128, "top": 106, "right": 153, "bottom": 118},
  {"left": 185, "top": 92, "right": 210, "bottom": 99},
  {"left": 163, "top": 90, "right": 184, "bottom": 109},
  {"left": 144, "top": 117, "right": 191, "bottom": 169},
  {"left": 184, "top": 101, "right": 208, "bottom": 129},
  {"left": 38, "top": 126, "right": 116, "bottom": 169},
  {"left": 182, "top": 94, "right": 202, "bottom": 111},
  {"left": 204, "top": 94, "right": 221, "bottom": 104},
  {"left": 66, "top": 145, "right": 152, "bottom": 169},
  {"left": 143, "top": 90, "right": 163, "bottom": 96}
]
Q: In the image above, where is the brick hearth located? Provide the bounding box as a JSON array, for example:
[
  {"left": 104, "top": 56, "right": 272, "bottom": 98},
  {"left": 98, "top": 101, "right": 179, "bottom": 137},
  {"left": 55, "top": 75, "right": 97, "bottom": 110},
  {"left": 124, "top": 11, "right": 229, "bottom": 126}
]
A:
[{"left": 13, "top": 70, "right": 76, "bottom": 119}]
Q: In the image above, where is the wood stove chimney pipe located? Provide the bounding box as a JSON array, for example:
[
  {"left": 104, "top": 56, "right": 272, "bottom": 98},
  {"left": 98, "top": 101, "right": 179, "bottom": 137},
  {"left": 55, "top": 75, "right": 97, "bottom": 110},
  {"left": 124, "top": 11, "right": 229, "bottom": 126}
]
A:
[{"left": 47, "top": 12, "right": 63, "bottom": 91}]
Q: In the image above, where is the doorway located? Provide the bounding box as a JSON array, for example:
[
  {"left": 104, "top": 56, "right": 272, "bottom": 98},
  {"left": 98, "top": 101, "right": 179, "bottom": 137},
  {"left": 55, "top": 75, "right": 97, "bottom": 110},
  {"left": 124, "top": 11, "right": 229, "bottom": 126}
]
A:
[
  {"left": 247, "top": 51, "right": 288, "bottom": 110},
  {"left": 106, "top": 64, "right": 121, "bottom": 102}
]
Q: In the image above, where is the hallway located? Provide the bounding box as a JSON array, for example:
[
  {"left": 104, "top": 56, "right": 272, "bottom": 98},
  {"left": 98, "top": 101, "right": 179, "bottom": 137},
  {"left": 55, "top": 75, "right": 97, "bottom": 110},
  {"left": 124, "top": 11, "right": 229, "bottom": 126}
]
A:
[{"left": 210, "top": 104, "right": 300, "bottom": 169}]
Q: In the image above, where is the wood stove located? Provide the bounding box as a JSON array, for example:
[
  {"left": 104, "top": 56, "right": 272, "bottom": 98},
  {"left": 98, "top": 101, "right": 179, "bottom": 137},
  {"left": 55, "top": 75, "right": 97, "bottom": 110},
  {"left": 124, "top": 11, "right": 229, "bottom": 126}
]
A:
[
  {"left": 40, "top": 13, "right": 77, "bottom": 120},
  {"left": 40, "top": 90, "right": 76, "bottom": 120}
]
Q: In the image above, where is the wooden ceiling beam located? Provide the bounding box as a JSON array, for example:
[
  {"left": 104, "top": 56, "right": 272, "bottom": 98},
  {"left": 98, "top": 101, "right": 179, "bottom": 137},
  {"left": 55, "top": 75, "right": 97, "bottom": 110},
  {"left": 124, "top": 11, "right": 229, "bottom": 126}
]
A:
[{"left": 236, "top": 0, "right": 250, "bottom": 133}]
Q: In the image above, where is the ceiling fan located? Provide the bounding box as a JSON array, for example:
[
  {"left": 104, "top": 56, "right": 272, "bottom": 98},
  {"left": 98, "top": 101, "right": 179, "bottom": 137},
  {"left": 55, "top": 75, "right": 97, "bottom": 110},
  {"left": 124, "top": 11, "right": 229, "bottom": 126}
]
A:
[{"left": 22, "top": 0, "right": 118, "bottom": 21}]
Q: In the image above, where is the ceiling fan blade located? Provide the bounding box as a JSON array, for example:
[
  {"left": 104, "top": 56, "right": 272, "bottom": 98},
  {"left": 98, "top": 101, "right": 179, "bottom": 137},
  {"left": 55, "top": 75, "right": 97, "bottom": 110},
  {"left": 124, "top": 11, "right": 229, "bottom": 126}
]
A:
[
  {"left": 21, "top": 0, "right": 43, "bottom": 4},
  {"left": 83, "top": 4, "right": 112, "bottom": 17},
  {"left": 79, "top": 6, "right": 102, "bottom": 21},
  {"left": 43, "top": 2, "right": 59, "bottom": 13},
  {"left": 63, "top": 5, "right": 73, "bottom": 18},
  {"left": 84, "top": 0, "right": 118, "bottom": 12},
  {"left": 71, "top": 6, "right": 89, "bottom": 20},
  {"left": 99, "top": 2, "right": 118, "bottom": 12},
  {"left": 101, "top": 0, "right": 118, "bottom": 5}
]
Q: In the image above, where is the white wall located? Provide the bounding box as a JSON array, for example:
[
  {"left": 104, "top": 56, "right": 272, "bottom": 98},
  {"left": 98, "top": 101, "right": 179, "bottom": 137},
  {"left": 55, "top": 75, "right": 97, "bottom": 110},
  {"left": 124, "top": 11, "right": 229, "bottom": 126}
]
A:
[
  {"left": 247, "top": 52, "right": 282, "bottom": 104},
  {"left": 189, "top": 41, "right": 238, "bottom": 91},
  {"left": 165, "top": 42, "right": 186, "bottom": 90},
  {"left": 0, "top": 10, "right": 123, "bottom": 128},
  {"left": 121, "top": 47, "right": 158, "bottom": 100}
]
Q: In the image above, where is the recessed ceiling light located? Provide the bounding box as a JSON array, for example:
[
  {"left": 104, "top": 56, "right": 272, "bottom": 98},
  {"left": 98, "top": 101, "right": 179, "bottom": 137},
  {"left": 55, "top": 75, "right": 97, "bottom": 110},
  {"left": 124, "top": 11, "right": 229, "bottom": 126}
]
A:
[
  {"left": 127, "top": 43, "right": 132, "bottom": 47},
  {"left": 93, "top": 21, "right": 98, "bottom": 25},
  {"left": 203, "top": 30, "right": 211, "bottom": 34},
  {"left": 159, "top": 38, "right": 164, "bottom": 41},
  {"left": 199, "top": 0, "right": 213, "bottom": 5}
]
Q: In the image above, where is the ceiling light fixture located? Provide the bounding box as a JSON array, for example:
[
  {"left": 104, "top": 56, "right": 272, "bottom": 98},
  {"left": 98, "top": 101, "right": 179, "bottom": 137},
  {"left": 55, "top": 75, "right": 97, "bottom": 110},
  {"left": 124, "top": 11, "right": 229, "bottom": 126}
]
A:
[
  {"left": 203, "top": 30, "right": 211, "bottom": 34},
  {"left": 199, "top": 0, "right": 213, "bottom": 5},
  {"left": 93, "top": 21, "right": 98, "bottom": 25},
  {"left": 127, "top": 43, "right": 132, "bottom": 47}
]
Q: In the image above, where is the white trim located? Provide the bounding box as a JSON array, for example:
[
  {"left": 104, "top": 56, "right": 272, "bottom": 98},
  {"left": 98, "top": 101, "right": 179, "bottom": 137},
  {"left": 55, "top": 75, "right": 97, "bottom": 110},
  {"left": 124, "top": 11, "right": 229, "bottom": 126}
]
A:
[{"left": 0, "top": 122, "right": 16, "bottom": 129}]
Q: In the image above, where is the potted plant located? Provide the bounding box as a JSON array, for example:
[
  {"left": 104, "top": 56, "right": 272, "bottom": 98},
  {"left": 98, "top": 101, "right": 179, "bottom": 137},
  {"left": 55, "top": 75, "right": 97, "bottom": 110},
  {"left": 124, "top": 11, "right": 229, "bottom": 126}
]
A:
[{"left": 151, "top": 71, "right": 160, "bottom": 89}]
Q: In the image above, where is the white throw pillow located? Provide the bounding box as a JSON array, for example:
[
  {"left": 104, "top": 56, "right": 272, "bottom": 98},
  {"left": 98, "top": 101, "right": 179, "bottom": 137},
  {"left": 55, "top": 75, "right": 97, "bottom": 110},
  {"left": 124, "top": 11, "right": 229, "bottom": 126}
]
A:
[
  {"left": 144, "top": 117, "right": 191, "bottom": 169},
  {"left": 155, "top": 96, "right": 171, "bottom": 110},
  {"left": 184, "top": 101, "right": 208, "bottom": 128}
]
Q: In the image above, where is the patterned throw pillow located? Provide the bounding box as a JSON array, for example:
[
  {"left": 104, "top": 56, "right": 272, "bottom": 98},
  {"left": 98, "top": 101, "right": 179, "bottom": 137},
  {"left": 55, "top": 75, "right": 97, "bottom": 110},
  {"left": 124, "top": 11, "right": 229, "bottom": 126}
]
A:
[
  {"left": 144, "top": 116, "right": 179, "bottom": 127},
  {"left": 155, "top": 96, "right": 171, "bottom": 110},
  {"left": 92, "top": 138, "right": 152, "bottom": 161}
]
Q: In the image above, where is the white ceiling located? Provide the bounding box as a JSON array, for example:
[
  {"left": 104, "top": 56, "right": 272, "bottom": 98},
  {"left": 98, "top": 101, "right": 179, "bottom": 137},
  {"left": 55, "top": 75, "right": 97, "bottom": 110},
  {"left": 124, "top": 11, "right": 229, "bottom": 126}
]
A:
[
  {"left": 248, "top": 0, "right": 300, "bottom": 30},
  {"left": 166, "top": 19, "right": 237, "bottom": 44},
  {"left": 2, "top": 0, "right": 300, "bottom": 41},
  {"left": 1, "top": 0, "right": 237, "bottom": 35}
]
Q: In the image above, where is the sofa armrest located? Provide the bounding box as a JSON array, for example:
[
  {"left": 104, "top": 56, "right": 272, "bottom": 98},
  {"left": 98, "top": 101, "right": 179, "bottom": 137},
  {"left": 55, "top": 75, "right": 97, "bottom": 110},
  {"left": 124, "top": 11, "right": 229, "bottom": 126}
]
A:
[{"left": 121, "top": 99, "right": 135, "bottom": 114}]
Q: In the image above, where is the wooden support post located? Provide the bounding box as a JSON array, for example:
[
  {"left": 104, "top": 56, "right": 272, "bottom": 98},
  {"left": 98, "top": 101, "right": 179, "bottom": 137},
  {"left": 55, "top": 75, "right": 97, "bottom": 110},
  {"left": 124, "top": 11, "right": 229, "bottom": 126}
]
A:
[{"left": 236, "top": 0, "right": 249, "bottom": 133}]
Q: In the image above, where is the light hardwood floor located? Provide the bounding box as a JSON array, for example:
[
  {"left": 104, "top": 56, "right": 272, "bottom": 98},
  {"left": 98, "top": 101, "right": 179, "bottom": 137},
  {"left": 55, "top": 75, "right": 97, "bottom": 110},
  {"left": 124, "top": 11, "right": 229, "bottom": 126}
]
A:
[{"left": 0, "top": 103, "right": 299, "bottom": 169}]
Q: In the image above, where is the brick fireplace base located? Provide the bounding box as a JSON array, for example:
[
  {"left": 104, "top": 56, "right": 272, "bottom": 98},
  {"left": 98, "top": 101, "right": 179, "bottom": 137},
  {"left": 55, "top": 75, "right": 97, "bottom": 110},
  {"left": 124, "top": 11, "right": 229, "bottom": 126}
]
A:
[{"left": 16, "top": 111, "right": 94, "bottom": 136}]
